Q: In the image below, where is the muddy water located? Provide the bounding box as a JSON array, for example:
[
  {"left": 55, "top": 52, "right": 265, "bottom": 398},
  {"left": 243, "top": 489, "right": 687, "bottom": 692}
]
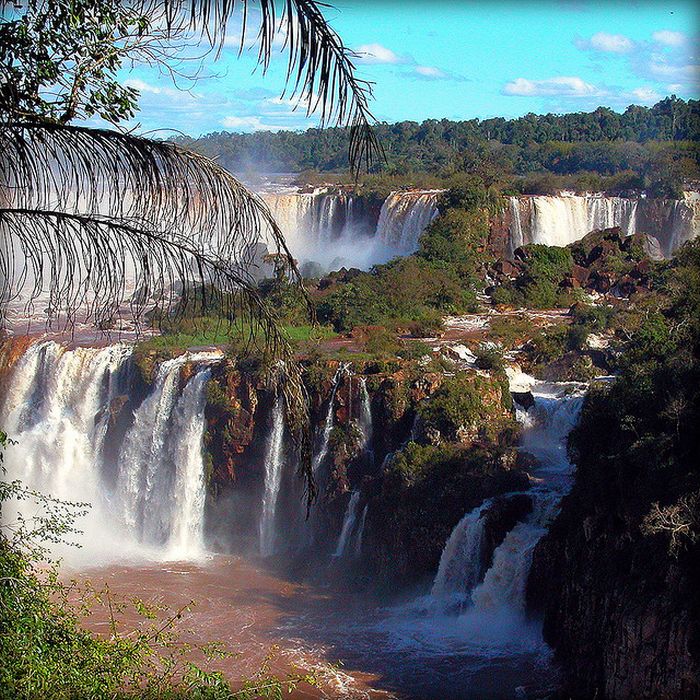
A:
[{"left": 73, "top": 555, "right": 558, "bottom": 700}]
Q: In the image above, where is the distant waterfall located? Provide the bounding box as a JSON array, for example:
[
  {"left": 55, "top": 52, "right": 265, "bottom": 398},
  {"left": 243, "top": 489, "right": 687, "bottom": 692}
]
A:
[
  {"left": 262, "top": 189, "right": 440, "bottom": 271},
  {"left": 431, "top": 501, "right": 490, "bottom": 601},
  {"left": 333, "top": 490, "right": 361, "bottom": 557},
  {"left": 507, "top": 192, "right": 699, "bottom": 257},
  {"left": 259, "top": 396, "right": 285, "bottom": 557},
  {"left": 376, "top": 191, "right": 441, "bottom": 249},
  {"left": 1, "top": 341, "right": 221, "bottom": 564}
]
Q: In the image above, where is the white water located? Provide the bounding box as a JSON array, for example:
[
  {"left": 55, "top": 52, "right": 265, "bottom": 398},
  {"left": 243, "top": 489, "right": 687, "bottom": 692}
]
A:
[
  {"left": 358, "top": 377, "right": 373, "bottom": 453},
  {"left": 1, "top": 342, "right": 133, "bottom": 564},
  {"left": 430, "top": 501, "right": 490, "bottom": 602},
  {"left": 333, "top": 490, "right": 361, "bottom": 557},
  {"left": 312, "top": 363, "right": 350, "bottom": 475},
  {"left": 259, "top": 396, "right": 285, "bottom": 557},
  {"left": 507, "top": 192, "right": 700, "bottom": 257},
  {"left": 354, "top": 504, "right": 368, "bottom": 558},
  {"left": 263, "top": 189, "right": 440, "bottom": 271},
  {"left": 389, "top": 375, "right": 585, "bottom": 661},
  {"left": 117, "top": 352, "right": 220, "bottom": 558},
  {"left": 1, "top": 342, "right": 221, "bottom": 564}
]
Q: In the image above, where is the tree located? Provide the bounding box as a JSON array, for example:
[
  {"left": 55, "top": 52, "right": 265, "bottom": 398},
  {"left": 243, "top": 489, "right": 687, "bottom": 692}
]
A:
[{"left": 0, "top": 0, "right": 378, "bottom": 505}]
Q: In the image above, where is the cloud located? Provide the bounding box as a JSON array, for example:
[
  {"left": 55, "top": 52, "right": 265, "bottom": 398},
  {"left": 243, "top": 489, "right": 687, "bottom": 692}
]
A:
[
  {"left": 502, "top": 76, "right": 600, "bottom": 97},
  {"left": 221, "top": 115, "right": 298, "bottom": 131},
  {"left": 354, "top": 43, "right": 410, "bottom": 65},
  {"left": 628, "top": 86, "right": 662, "bottom": 103},
  {"left": 123, "top": 78, "right": 179, "bottom": 96},
  {"left": 414, "top": 65, "right": 447, "bottom": 79},
  {"left": 576, "top": 31, "right": 634, "bottom": 54},
  {"left": 652, "top": 30, "right": 686, "bottom": 47}
]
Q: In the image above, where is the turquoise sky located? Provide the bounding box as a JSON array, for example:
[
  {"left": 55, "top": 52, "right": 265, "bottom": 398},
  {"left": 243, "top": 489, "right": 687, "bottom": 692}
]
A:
[{"left": 115, "top": 0, "right": 700, "bottom": 137}]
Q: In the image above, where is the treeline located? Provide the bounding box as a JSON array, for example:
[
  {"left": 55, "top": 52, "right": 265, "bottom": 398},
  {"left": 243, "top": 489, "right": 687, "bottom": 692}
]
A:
[{"left": 175, "top": 98, "right": 699, "bottom": 193}]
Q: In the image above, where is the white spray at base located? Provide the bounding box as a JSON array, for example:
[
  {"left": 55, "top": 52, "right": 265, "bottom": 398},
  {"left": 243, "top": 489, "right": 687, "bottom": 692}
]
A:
[
  {"left": 384, "top": 371, "right": 585, "bottom": 659},
  {"left": 0, "top": 341, "right": 221, "bottom": 565}
]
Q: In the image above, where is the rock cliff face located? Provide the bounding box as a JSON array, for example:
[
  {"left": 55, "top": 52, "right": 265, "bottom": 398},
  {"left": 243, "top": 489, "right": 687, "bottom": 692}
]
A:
[{"left": 528, "top": 385, "right": 700, "bottom": 699}]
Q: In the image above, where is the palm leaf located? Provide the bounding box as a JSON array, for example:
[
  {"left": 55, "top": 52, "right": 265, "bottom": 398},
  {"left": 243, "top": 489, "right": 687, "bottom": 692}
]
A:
[
  {"left": 150, "top": 0, "right": 382, "bottom": 173},
  {"left": 0, "top": 121, "right": 315, "bottom": 506}
]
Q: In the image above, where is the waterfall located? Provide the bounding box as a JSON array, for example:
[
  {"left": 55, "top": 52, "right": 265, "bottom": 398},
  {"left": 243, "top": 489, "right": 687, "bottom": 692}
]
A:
[
  {"left": 430, "top": 501, "right": 490, "bottom": 601},
  {"left": 262, "top": 189, "right": 440, "bottom": 271},
  {"left": 1, "top": 341, "right": 221, "bottom": 564},
  {"left": 376, "top": 191, "right": 441, "bottom": 250},
  {"left": 507, "top": 192, "right": 699, "bottom": 256},
  {"left": 358, "top": 377, "right": 373, "bottom": 454},
  {"left": 1, "top": 342, "right": 131, "bottom": 562},
  {"left": 354, "top": 504, "right": 368, "bottom": 557},
  {"left": 333, "top": 490, "right": 361, "bottom": 557},
  {"left": 259, "top": 396, "right": 285, "bottom": 557},
  {"left": 428, "top": 378, "right": 585, "bottom": 620},
  {"left": 312, "top": 363, "right": 350, "bottom": 475},
  {"left": 470, "top": 381, "right": 584, "bottom": 612},
  {"left": 116, "top": 351, "right": 220, "bottom": 555}
]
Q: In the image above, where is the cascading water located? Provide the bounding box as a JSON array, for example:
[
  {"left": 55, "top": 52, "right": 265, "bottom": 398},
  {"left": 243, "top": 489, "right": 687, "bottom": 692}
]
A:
[
  {"left": 430, "top": 500, "right": 491, "bottom": 602},
  {"left": 262, "top": 189, "right": 440, "bottom": 271},
  {"left": 1, "top": 341, "right": 132, "bottom": 563},
  {"left": 333, "top": 490, "right": 361, "bottom": 557},
  {"left": 0, "top": 341, "right": 221, "bottom": 564},
  {"left": 358, "top": 377, "right": 373, "bottom": 459},
  {"left": 376, "top": 191, "right": 441, "bottom": 249},
  {"left": 312, "top": 363, "right": 350, "bottom": 475},
  {"left": 259, "top": 396, "right": 285, "bottom": 557},
  {"left": 354, "top": 504, "right": 368, "bottom": 558},
  {"left": 117, "top": 351, "right": 220, "bottom": 557},
  {"left": 394, "top": 373, "right": 585, "bottom": 658},
  {"left": 507, "top": 191, "right": 699, "bottom": 257}
]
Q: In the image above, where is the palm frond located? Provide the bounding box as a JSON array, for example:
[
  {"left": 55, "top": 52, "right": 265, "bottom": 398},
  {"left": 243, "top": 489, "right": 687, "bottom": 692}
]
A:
[
  {"left": 151, "top": 0, "right": 382, "bottom": 173},
  {"left": 0, "top": 121, "right": 315, "bottom": 506}
]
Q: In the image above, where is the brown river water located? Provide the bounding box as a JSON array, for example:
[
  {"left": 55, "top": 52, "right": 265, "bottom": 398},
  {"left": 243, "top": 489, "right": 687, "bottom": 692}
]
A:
[{"left": 69, "top": 555, "right": 558, "bottom": 700}]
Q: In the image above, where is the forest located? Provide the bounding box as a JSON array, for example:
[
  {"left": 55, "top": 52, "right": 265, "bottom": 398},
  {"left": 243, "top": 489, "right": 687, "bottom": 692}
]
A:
[{"left": 176, "top": 97, "right": 700, "bottom": 197}]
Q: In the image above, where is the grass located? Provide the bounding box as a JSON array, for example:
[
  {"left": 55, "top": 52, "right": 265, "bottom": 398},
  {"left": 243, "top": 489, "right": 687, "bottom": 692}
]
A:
[{"left": 139, "top": 320, "right": 338, "bottom": 352}]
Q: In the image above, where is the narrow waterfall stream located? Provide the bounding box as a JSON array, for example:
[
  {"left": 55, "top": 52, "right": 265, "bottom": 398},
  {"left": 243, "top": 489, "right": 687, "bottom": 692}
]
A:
[
  {"left": 259, "top": 396, "right": 285, "bottom": 557},
  {"left": 311, "top": 363, "right": 350, "bottom": 475},
  {"left": 333, "top": 490, "right": 361, "bottom": 557}
]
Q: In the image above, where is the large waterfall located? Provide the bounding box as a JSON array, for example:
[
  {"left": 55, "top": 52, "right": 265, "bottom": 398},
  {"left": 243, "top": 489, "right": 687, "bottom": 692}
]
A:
[
  {"left": 262, "top": 189, "right": 440, "bottom": 271},
  {"left": 507, "top": 191, "right": 700, "bottom": 257},
  {"left": 0, "top": 341, "right": 220, "bottom": 565}
]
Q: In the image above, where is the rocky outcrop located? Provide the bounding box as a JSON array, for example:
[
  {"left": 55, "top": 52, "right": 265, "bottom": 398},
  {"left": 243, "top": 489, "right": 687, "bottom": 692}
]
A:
[{"left": 527, "top": 381, "right": 700, "bottom": 699}]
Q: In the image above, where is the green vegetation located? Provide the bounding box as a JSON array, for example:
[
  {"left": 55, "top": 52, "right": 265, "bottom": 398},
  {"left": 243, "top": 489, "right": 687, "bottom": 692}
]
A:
[
  {"left": 569, "top": 238, "right": 700, "bottom": 553},
  {"left": 492, "top": 244, "right": 575, "bottom": 309},
  {"left": 0, "top": 474, "right": 316, "bottom": 699},
  {"left": 417, "top": 372, "right": 515, "bottom": 444},
  {"left": 177, "top": 98, "right": 700, "bottom": 197}
]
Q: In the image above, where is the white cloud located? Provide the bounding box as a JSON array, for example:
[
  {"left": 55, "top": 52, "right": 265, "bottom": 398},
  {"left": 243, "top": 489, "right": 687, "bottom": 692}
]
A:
[
  {"left": 628, "top": 86, "right": 661, "bottom": 103},
  {"left": 502, "top": 76, "right": 599, "bottom": 97},
  {"left": 588, "top": 32, "right": 633, "bottom": 53},
  {"left": 354, "top": 43, "right": 408, "bottom": 64},
  {"left": 123, "top": 78, "right": 179, "bottom": 96},
  {"left": 414, "top": 65, "right": 448, "bottom": 79},
  {"left": 221, "top": 115, "right": 298, "bottom": 132},
  {"left": 652, "top": 30, "right": 686, "bottom": 47}
]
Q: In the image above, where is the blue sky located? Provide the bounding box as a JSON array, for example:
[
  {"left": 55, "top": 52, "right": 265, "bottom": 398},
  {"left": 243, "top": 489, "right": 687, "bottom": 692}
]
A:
[{"left": 115, "top": 0, "right": 700, "bottom": 137}]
